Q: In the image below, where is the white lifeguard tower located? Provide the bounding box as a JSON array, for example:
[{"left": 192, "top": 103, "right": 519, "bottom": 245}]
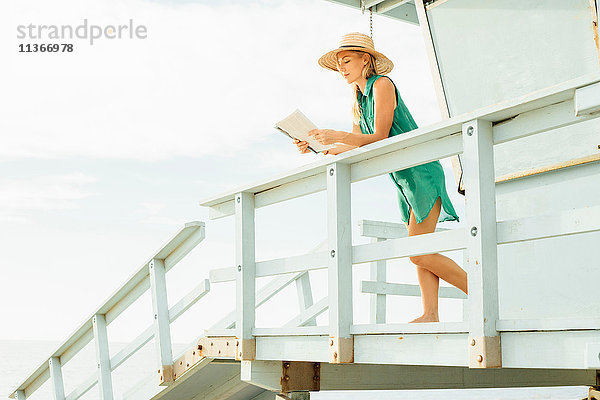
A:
[{"left": 9, "top": 1, "right": 600, "bottom": 400}]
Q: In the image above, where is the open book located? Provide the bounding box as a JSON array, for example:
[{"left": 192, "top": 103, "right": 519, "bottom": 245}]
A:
[{"left": 275, "top": 109, "right": 336, "bottom": 154}]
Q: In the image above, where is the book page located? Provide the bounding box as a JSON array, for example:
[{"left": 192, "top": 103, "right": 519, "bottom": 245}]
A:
[{"left": 275, "top": 109, "right": 335, "bottom": 153}]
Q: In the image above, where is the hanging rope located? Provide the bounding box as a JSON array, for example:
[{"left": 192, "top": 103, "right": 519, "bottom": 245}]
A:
[{"left": 360, "top": 0, "right": 374, "bottom": 39}]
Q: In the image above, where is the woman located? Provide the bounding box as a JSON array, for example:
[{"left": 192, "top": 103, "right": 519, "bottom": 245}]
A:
[{"left": 295, "top": 32, "right": 467, "bottom": 323}]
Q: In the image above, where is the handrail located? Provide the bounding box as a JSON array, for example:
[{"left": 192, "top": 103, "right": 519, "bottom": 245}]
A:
[
  {"left": 9, "top": 222, "right": 205, "bottom": 399},
  {"left": 199, "top": 72, "right": 600, "bottom": 219}
]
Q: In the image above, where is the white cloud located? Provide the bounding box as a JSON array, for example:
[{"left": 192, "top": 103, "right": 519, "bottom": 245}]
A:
[
  {"left": 0, "top": 172, "right": 96, "bottom": 221},
  {"left": 0, "top": 0, "right": 435, "bottom": 162}
]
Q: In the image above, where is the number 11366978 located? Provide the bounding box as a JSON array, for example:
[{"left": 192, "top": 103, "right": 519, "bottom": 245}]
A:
[{"left": 19, "top": 43, "right": 73, "bottom": 52}]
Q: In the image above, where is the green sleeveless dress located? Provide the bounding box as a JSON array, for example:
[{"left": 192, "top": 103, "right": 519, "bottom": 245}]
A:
[{"left": 357, "top": 74, "right": 459, "bottom": 225}]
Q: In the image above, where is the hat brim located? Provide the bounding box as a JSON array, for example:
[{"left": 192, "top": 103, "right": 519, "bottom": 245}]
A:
[{"left": 318, "top": 47, "right": 394, "bottom": 75}]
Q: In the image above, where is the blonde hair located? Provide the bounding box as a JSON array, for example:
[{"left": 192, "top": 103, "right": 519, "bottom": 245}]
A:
[{"left": 337, "top": 51, "right": 377, "bottom": 124}]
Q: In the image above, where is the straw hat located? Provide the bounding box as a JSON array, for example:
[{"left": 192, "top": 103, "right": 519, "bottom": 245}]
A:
[{"left": 318, "top": 32, "right": 394, "bottom": 75}]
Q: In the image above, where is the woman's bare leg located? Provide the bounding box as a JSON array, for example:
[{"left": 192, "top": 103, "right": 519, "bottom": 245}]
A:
[{"left": 407, "top": 198, "right": 468, "bottom": 323}]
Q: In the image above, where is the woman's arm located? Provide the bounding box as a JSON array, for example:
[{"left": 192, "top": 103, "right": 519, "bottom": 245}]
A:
[
  {"left": 325, "top": 124, "right": 361, "bottom": 155},
  {"left": 309, "top": 77, "right": 397, "bottom": 147}
]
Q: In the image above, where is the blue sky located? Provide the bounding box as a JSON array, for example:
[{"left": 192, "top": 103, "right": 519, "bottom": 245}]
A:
[{"left": 1, "top": 0, "right": 466, "bottom": 348}]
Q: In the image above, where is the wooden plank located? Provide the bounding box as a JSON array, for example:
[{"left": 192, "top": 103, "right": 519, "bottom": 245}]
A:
[
  {"left": 149, "top": 258, "right": 174, "bottom": 385},
  {"left": 211, "top": 272, "right": 310, "bottom": 329},
  {"left": 294, "top": 272, "right": 316, "bottom": 326},
  {"left": 65, "top": 374, "right": 96, "bottom": 400},
  {"left": 497, "top": 205, "right": 600, "bottom": 244},
  {"left": 253, "top": 326, "right": 329, "bottom": 336},
  {"left": 493, "top": 99, "right": 594, "bottom": 145},
  {"left": 284, "top": 297, "right": 329, "bottom": 328},
  {"left": 497, "top": 318, "right": 600, "bottom": 332},
  {"left": 92, "top": 314, "right": 113, "bottom": 400},
  {"left": 462, "top": 119, "right": 500, "bottom": 368},
  {"left": 359, "top": 219, "right": 408, "bottom": 239},
  {"left": 369, "top": 238, "right": 387, "bottom": 324},
  {"left": 327, "top": 162, "right": 353, "bottom": 363},
  {"left": 236, "top": 191, "right": 256, "bottom": 360},
  {"left": 48, "top": 357, "right": 65, "bottom": 400},
  {"left": 255, "top": 251, "right": 329, "bottom": 278},
  {"left": 361, "top": 280, "right": 467, "bottom": 299},
  {"left": 352, "top": 228, "right": 467, "bottom": 264},
  {"left": 575, "top": 81, "right": 600, "bottom": 116},
  {"left": 351, "top": 322, "right": 468, "bottom": 335}
]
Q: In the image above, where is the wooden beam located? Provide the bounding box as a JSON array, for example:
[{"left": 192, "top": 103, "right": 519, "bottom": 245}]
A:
[
  {"left": 92, "top": 314, "right": 113, "bottom": 400},
  {"left": 48, "top": 357, "right": 65, "bottom": 400},
  {"left": 462, "top": 119, "right": 500, "bottom": 368},
  {"left": 361, "top": 280, "right": 467, "bottom": 299},
  {"left": 236, "top": 191, "right": 256, "bottom": 360},
  {"left": 369, "top": 238, "right": 387, "bottom": 324},
  {"left": 149, "top": 258, "right": 174, "bottom": 385},
  {"left": 327, "top": 162, "right": 353, "bottom": 363}
]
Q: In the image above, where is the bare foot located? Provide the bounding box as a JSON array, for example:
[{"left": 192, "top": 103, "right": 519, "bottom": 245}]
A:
[{"left": 409, "top": 314, "right": 439, "bottom": 323}]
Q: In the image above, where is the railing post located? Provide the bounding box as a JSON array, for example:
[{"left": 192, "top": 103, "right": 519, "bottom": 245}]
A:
[
  {"left": 295, "top": 273, "right": 316, "bottom": 326},
  {"left": 92, "top": 314, "right": 114, "bottom": 399},
  {"left": 326, "top": 162, "right": 353, "bottom": 363},
  {"left": 462, "top": 119, "right": 501, "bottom": 368},
  {"left": 149, "top": 258, "right": 174, "bottom": 384},
  {"left": 369, "top": 237, "right": 387, "bottom": 324},
  {"left": 235, "top": 191, "right": 256, "bottom": 360},
  {"left": 48, "top": 357, "right": 65, "bottom": 400}
]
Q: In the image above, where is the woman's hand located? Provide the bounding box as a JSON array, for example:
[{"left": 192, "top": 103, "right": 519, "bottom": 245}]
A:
[
  {"left": 294, "top": 139, "right": 311, "bottom": 154},
  {"left": 307, "top": 129, "right": 343, "bottom": 145}
]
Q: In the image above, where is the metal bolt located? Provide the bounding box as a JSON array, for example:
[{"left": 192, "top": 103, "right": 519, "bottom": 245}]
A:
[
  {"left": 154, "top": 314, "right": 158, "bottom": 320},
  {"left": 237, "top": 196, "right": 240, "bottom": 203},
  {"left": 329, "top": 168, "right": 334, "bottom": 176},
  {"left": 97, "top": 363, "right": 100, "bottom": 368},
  {"left": 158, "top": 369, "right": 161, "bottom": 373},
  {"left": 470, "top": 226, "right": 478, "bottom": 237},
  {"left": 179, "top": 361, "right": 183, "bottom": 365},
  {"left": 330, "top": 250, "right": 335, "bottom": 258},
  {"left": 470, "top": 339, "right": 476, "bottom": 346},
  {"left": 211, "top": 342, "right": 214, "bottom": 346},
  {"left": 186, "top": 363, "right": 189, "bottom": 367},
  {"left": 237, "top": 265, "right": 242, "bottom": 271},
  {"left": 466, "top": 126, "right": 474, "bottom": 136},
  {"left": 226, "top": 341, "right": 229, "bottom": 346},
  {"left": 313, "top": 376, "right": 320, "bottom": 382},
  {"left": 193, "top": 351, "right": 195, "bottom": 355},
  {"left": 284, "top": 375, "right": 290, "bottom": 381},
  {"left": 477, "top": 355, "right": 483, "bottom": 363},
  {"left": 333, "top": 352, "right": 338, "bottom": 359},
  {"left": 314, "top": 363, "right": 320, "bottom": 369},
  {"left": 198, "top": 345, "right": 203, "bottom": 350},
  {"left": 329, "top": 339, "right": 334, "bottom": 346},
  {"left": 284, "top": 362, "right": 290, "bottom": 369}
]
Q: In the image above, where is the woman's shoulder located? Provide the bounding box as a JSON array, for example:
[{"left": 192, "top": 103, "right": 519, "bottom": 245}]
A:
[{"left": 368, "top": 75, "right": 396, "bottom": 97}]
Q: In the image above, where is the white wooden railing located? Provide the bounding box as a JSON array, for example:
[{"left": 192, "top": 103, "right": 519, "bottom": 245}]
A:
[{"left": 9, "top": 73, "right": 600, "bottom": 399}]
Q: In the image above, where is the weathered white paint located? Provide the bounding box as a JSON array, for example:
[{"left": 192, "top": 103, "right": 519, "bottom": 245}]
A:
[
  {"left": 92, "top": 314, "right": 113, "bottom": 400},
  {"left": 284, "top": 297, "right": 329, "bottom": 328},
  {"left": 361, "top": 280, "right": 467, "bottom": 299},
  {"left": 575, "top": 80, "right": 600, "bottom": 116},
  {"left": 149, "top": 258, "right": 174, "bottom": 377},
  {"left": 327, "top": 162, "right": 353, "bottom": 340},
  {"left": 295, "top": 272, "right": 315, "bottom": 326},
  {"left": 369, "top": 238, "right": 387, "bottom": 324},
  {"left": 427, "top": 0, "right": 600, "bottom": 116},
  {"left": 236, "top": 191, "right": 256, "bottom": 346},
  {"left": 462, "top": 119, "right": 499, "bottom": 340},
  {"left": 48, "top": 357, "right": 65, "bottom": 400}
]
